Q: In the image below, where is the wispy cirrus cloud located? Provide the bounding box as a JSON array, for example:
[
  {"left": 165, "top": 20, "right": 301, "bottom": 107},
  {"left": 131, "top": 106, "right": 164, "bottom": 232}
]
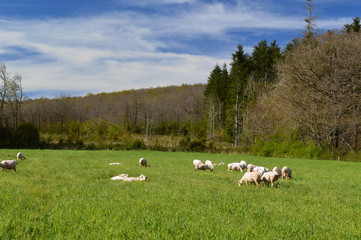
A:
[{"left": 0, "top": 0, "right": 355, "bottom": 98}]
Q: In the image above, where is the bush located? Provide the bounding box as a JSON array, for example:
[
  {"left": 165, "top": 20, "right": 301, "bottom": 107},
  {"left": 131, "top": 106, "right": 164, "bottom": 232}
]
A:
[
  {"left": 249, "top": 129, "right": 323, "bottom": 159},
  {"left": 126, "top": 139, "right": 146, "bottom": 150}
]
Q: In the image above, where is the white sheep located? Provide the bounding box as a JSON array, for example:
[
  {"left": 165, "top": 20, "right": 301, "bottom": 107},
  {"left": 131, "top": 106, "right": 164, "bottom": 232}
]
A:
[
  {"left": 261, "top": 171, "right": 280, "bottom": 187},
  {"left": 197, "top": 164, "right": 213, "bottom": 171},
  {"left": 110, "top": 174, "right": 147, "bottom": 181},
  {"left": 282, "top": 166, "right": 292, "bottom": 179},
  {"left": 240, "top": 160, "right": 247, "bottom": 170},
  {"left": 252, "top": 166, "right": 270, "bottom": 175},
  {"left": 227, "top": 163, "right": 242, "bottom": 171},
  {"left": 109, "top": 162, "right": 121, "bottom": 165},
  {"left": 272, "top": 167, "right": 282, "bottom": 176},
  {"left": 16, "top": 152, "right": 26, "bottom": 160},
  {"left": 0, "top": 160, "right": 18, "bottom": 171},
  {"left": 122, "top": 175, "right": 147, "bottom": 182},
  {"left": 110, "top": 174, "right": 129, "bottom": 180},
  {"left": 139, "top": 158, "right": 147, "bottom": 167},
  {"left": 193, "top": 159, "right": 203, "bottom": 170},
  {"left": 205, "top": 160, "right": 214, "bottom": 169},
  {"left": 238, "top": 171, "right": 262, "bottom": 187},
  {"left": 247, "top": 164, "right": 257, "bottom": 172}
]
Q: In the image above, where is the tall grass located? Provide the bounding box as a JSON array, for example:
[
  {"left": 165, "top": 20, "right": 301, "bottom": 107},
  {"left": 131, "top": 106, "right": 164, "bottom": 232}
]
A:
[{"left": 0, "top": 150, "right": 360, "bottom": 239}]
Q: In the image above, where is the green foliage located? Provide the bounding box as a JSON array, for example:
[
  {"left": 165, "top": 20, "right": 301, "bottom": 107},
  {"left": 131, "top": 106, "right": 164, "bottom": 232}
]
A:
[
  {"left": 126, "top": 139, "right": 146, "bottom": 150},
  {"left": 179, "top": 136, "right": 207, "bottom": 152},
  {"left": 0, "top": 149, "right": 360, "bottom": 239},
  {"left": 343, "top": 16, "right": 361, "bottom": 33},
  {"left": 0, "top": 123, "right": 40, "bottom": 148},
  {"left": 249, "top": 129, "right": 323, "bottom": 159}
]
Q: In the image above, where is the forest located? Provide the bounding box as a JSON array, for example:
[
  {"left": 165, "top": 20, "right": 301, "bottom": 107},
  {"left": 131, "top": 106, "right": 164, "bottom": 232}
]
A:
[{"left": 1, "top": 16, "right": 360, "bottom": 161}]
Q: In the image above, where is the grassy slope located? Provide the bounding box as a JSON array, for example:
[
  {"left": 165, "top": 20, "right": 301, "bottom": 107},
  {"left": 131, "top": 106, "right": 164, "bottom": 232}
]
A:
[{"left": 0, "top": 149, "right": 360, "bottom": 239}]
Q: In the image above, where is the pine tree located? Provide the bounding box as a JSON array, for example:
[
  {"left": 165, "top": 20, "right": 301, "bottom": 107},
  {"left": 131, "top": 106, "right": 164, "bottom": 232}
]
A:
[{"left": 343, "top": 17, "right": 361, "bottom": 33}]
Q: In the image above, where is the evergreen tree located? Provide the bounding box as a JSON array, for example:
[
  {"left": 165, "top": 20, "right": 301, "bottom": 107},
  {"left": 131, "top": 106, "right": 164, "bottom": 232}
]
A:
[
  {"left": 204, "top": 64, "right": 229, "bottom": 137},
  {"left": 251, "top": 40, "right": 281, "bottom": 84},
  {"left": 343, "top": 17, "right": 361, "bottom": 33},
  {"left": 227, "top": 45, "right": 250, "bottom": 146}
]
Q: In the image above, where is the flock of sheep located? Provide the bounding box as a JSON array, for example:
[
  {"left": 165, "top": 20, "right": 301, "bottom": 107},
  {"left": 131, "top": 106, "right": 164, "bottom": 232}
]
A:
[
  {"left": 1, "top": 153, "right": 292, "bottom": 187},
  {"left": 193, "top": 159, "right": 292, "bottom": 187}
]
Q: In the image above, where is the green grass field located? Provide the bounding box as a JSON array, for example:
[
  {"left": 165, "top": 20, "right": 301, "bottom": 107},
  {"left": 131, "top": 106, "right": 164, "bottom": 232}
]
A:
[{"left": 0, "top": 149, "right": 360, "bottom": 239}]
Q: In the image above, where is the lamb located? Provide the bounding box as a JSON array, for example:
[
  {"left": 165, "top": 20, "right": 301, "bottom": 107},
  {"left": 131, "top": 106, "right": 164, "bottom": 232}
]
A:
[
  {"left": 282, "top": 166, "right": 292, "bottom": 179},
  {"left": 16, "top": 152, "right": 26, "bottom": 160},
  {"left": 261, "top": 171, "right": 280, "bottom": 187},
  {"left": 0, "top": 160, "right": 18, "bottom": 171},
  {"left": 238, "top": 171, "right": 262, "bottom": 187},
  {"left": 193, "top": 159, "right": 203, "bottom": 170},
  {"left": 139, "top": 158, "right": 147, "bottom": 167}
]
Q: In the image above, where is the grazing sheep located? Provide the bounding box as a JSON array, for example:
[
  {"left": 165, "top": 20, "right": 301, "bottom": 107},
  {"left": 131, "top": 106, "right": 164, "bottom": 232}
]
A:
[
  {"left": 238, "top": 171, "right": 262, "bottom": 187},
  {"left": 272, "top": 167, "right": 282, "bottom": 176},
  {"left": 193, "top": 159, "right": 203, "bottom": 170},
  {"left": 16, "top": 152, "right": 26, "bottom": 160},
  {"left": 228, "top": 163, "right": 242, "bottom": 171},
  {"left": 261, "top": 171, "right": 280, "bottom": 187},
  {"left": 282, "top": 166, "right": 292, "bottom": 179},
  {"left": 240, "top": 160, "right": 247, "bottom": 170},
  {"left": 247, "top": 164, "right": 257, "bottom": 172},
  {"left": 110, "top": 174, "right": 128, "bottom": 180},
  {"left": 0, "top": 160, "right": 18, "bottom": 171},
  {"left": 122, "top": 175, "right": 147, "bottom": 182},
  {"left": 139, "top": 158, "right": 147, "bottom": 167},
  {"left": 197, "top": 164, "right": 213, "bottom": 171},
  {"left": 109, "top": 162, "right": 121, "bottom": 165},
  {"left": 252, "top": 166, "right": 270, "bottom": 175}
]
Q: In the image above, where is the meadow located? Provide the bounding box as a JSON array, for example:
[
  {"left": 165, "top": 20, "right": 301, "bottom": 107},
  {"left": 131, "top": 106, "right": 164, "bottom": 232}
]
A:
[{"left": 0, "top": 149, "right": 360, "bottom": 239}]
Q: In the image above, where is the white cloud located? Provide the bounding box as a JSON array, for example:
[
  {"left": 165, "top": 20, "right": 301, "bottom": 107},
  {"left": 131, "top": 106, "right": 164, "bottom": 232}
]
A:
[{"left": 0, "top": 0, "right": 354, "bottom": 98}]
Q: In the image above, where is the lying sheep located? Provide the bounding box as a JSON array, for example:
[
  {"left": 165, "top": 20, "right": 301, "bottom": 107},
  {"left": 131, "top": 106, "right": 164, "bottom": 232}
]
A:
[
  {"left": 0, "top": 160, "right": 18, "bottom": 171},
  {"left": 261, "top": 171, "right": 280, "bottom": 187},
  {"left": 205, "top": 160, "right": 214, "bottom": 169},
  {"left": 110, "top": 174, "right": 128, "bottom": 180},
  {"left": 238, "top": 171, "right": 262, "bottom": 187},
  {"left": 282, "top": 166, "right": 292, "bottom": 179},
  {"left": 139, "top": 158, "right": 147, "bottom": 167},
  {"left": 109, "top": 162, "right": 121, "bottom": 165},
  {"left": 193, "top": 159, "right": 203, "bottom": 170},
  {"left": 110, "top": 174, "right": 147, "bottom": 181},
  {"left": 197, "top": 164, "right": 213, "bottom": 171},
  {"left": 122, "top": 175, "right": 147, "bottom": 182},
  {"left": 16, "top": 152, "right": 26, "bottom": 160}
]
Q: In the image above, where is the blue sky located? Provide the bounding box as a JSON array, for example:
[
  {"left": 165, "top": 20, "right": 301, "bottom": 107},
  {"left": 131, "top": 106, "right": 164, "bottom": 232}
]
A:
[{"left": 0, "top": 0, "right": 359, "bottom": 98}]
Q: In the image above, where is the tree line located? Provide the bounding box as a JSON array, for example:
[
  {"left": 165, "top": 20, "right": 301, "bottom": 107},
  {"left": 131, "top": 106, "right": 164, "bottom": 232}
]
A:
[{"left": 1, "top": 15, "right": 360, "bottom": 160}]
